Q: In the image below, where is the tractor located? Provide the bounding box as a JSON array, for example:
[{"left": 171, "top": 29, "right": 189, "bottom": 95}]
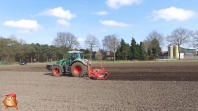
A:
[
  {"left": 46, "top": 50, "right": 111, "bottom": 80},
  {"left": 46, "top": 51, "right": 89, "bottom": 77}
]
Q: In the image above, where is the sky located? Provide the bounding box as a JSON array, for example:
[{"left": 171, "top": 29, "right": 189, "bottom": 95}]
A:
[{"left": 0, "top": 0, "right": 198, "bottom": 51}]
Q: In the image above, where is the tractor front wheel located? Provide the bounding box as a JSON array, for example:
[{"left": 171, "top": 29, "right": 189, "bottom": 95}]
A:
[
  {"left": 52, "top": 66, "right": 63, "bottom": 77},
  {"left": 71, "top": 62, "right": 86, "bottom": 77}
]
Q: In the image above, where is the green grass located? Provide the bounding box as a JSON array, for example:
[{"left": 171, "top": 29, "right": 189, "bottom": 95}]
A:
[{"left": 0, "top": 63, "right": 19, "bottom": 67}]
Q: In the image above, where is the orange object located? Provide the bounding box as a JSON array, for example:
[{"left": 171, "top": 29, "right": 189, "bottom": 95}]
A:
[
  {"left": 87, "top": 60, "right": 111, "bottom": 80},
  {"left": 2, "top": 93, "right": 19, "bottom": 110}
]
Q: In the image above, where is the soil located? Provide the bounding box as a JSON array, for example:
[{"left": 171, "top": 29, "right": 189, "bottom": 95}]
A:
[
  {"left": 0, "top": 61, "right": 198, "bottom": 110},
  {"left": 1, "top": 61, "right": 198, "bottom": 81}
]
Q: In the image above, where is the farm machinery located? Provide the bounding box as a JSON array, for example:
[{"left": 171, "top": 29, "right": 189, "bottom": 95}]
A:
[{"left": 46, "top": 51, "right": 111, "bottom": 80}]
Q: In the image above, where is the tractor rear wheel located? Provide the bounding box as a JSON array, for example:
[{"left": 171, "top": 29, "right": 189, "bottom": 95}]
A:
[
  {"left": 71, "top": 62, "right": 86, "bottom": 77},
  {"left": 52, "top": 66, "right": 63, "bottom": 77}
]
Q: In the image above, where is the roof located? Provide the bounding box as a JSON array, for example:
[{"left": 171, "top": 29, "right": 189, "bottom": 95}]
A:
[
  {"left": 98, "top": 49, "right": 114, "bottom": 57},
  {"left": 68, "top": 51, "right": 83, "bottom": 53},
  {"left": 99, "top": 50, "right": 106, "bottom": 55}
]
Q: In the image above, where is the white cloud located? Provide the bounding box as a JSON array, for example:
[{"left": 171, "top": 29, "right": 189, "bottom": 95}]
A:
[
  {"left": 100, "top": 20, "right": 130, "bottom": 27},
  {"left": 92, "top": 11, "right": 108, "bottom": 15},
  {"left": 106, "top": 0, "right": 142, "bottom": 9},
  {"left": 3, "top": 19, "right": 41, "bottom": 34},
  {"left": 151, "top": 7, "right": 196, "bottom": 21},
  {"left": 57, "top": 19, "right": 70, "bottom": 26},
  {"left": 39, "top": 7, "right": 76, "bottom": 20}
]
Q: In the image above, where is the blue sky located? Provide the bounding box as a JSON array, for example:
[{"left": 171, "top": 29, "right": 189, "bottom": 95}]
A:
[{"left": 0, "top": 0, "right": 198, "bottom": 51}]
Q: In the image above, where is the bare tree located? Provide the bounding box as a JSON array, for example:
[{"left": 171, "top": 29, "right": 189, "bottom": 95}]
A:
[
  {"left": 143, "top": 39, "right": 150, "bottom": 52},
  {"left": 53, "top": 32, "right": 80, "bottom": 49},
  {"left": 192, "top": 30, "right": 198, "bottom": 48},
  {"left": 84, "top": 34, "right": 99, "bottom": 60},
  {"left": 17, "top": 39, "right": 26, "bottom": 45},
  {"left": 166, "top": 28, "right": 193, "bottom": 60},
  {"left": 143, "top": 30, "right": 164, "bottom": 53},
  {"left": 102, "top": 34, "right": 120, "bottom": 61},
  {"left": 146, "top": 30, "right": 164, "bottom": 47}
]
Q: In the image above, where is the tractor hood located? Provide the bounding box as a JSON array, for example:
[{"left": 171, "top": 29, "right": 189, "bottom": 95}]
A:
[
  {"left": 56, "top": 58, "right": 91, "bottom": 66},
  {"left": 72, "top": 58, "right": 91, "bottom": 66},
  {"left": 56, "top": 59, "right": 66, "bottom": 65}
]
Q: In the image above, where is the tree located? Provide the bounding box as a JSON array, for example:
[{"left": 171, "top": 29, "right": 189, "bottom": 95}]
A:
[
  {"left": 49, "top": 45, "right": 58, "bottom": 61},
  {"left": 102, "top": 34, "right": 120, "bottom": 61},
  {"left": 115, "top": 46, "right": 121, "bottom": 60},
  {"left": 79, "top": 48, "right": 90, "bottom": 59},
  {"left": 27, "top": 43, "right": 39, "bottom": 63},
  {"left": 125, "top": 44, "right": 131, "bottom": 60},
  {"left": 0, "top": 36, "right": 25, "bottom": 64},
  {"left": 117, "top": 38, "right": 131, "bottom": 60},
  {"left": 35, "top": 43, "right": 41, "bottom": 62},
  {"left": 166, "top": 28, "right": 193, "bottom": 60},
  {"left": 0, "top": 38, "right": 10, "bottom": 63},
  {"left": 192, "top": 30, "right": 198, "bottom": 48},
  {"left": 84, "top": 34, "right": 100, "bottom": 60},
  {"left": 143, "top": 39, "right": 150, "bottom": 52},
  {"left": 142, "top": 31, "right": 163, "bottom": 60},
  {"left": 146, "top": 30, "right": 164, "bottom": 48},
  {"left": 148, "top": 48, "right": 154, "bottom": 60},
  {"left": 53, "top": 32, "right": 80, "bottom": 49},
  {"left": 139, "top": 42, "right": 147, "bottom": 60},
  {"left": 150, "top": 38, "right": 161, "bottom": 59},
  {"left": 131, "top": 37, "right": 139, "bottom": 60}
]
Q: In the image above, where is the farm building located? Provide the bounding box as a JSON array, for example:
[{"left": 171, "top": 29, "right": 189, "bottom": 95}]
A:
[
  {"left": 161, "top": 45, "right": 197, "bottom": 59},
  {"left": 180, "top": 47, "right": 197, "bottom": 59},
  {"left": 95, "top": 49, "right": 114, "bottom": 60}
]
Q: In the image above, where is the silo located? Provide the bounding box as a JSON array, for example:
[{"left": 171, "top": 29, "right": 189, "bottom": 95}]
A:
[
  {"left": 168, "top": 45, "right": 173, "bottom": 59},
  {"left": 173, "top": 45, "right": 179, "bottom": 59}
]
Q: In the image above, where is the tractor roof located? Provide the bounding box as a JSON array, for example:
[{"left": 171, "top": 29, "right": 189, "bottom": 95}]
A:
[{"left": 68, "top": 51, "right": 83, "bottom": 53}]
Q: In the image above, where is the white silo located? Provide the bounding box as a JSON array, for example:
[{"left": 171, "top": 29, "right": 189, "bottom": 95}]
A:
[
  {"left": 173, "top": 45, "right": 179, "bottom": 59},
  {"left": 168, "top": 45, "right": 173, "bottom": 59}
]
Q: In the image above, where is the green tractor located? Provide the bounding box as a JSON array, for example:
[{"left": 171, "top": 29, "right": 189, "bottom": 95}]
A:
[{"left": 46, "top": 51, "right": 90, "bottom": 77}]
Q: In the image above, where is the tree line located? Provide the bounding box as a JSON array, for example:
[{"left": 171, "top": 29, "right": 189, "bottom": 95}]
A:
[
  {"left": 0, "top": 27, "right": 198, "bottom": 64},
  {"left": 116, "top": 37, "right": 161, "bottom": 60},
  {"left": 115, "top": 28, "right": 198, "bottom": 60}
]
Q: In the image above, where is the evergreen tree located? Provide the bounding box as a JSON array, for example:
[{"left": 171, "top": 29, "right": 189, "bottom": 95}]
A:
[
  {"left": 118, "top": 38, "right": 131, "bottom": 60},
  {"left": 139, "top": 42, "right": 147, "bottom": 60},
  {"left": 115, "top": 46, "right": 121, "bottom": 60},
  {"left": 148, "top": 48, "right": 154, "bottom": 60},
  {"left": 136, "top": 43, "right": 140, "bottom": 59},
  {"left": 126, "top": 44, "right": 131, "bottom": 60},
  {"left": 150, "top": 38, "right": 161, "bottom": 59},
  {"left": 131, "top": 37, "right": 139, "bottom": 60},
  {"left": 120, "top": 39, "right": 125, "bottom": 60}
]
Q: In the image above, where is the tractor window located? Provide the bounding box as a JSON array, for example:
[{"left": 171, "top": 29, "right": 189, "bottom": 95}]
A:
[
  {"left": 72, "top": 53, "right": 78, "bottom": 59},
  {"left": 80, "top": 53, "right": 84, "bottom": 59},
  {"left": 67, "top": 53, "right": 71, "bottom": 58}
]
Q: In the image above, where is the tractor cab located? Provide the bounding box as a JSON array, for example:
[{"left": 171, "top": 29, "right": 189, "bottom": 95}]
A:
[
  {"left": 67, "top": 51, "right": 84, "bottom": 65},
  {"left": 68, "top": 51, "right": 84, "bottom": 60}
]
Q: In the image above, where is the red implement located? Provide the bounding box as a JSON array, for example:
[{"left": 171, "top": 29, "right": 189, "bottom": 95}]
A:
[{"left": 87, "top": 60, "right": 111, "bottom": 80}]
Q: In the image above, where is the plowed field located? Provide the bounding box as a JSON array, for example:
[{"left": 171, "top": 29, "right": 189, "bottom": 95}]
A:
[
  {"left": 0, "top": 61, "right": 198, "bottom": 110},
  {"left": 1, "top": 61, "right": 198, "bottom": 81}
]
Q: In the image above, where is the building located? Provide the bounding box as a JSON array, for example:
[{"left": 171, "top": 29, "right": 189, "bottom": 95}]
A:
[
  {"left": 159, "top": 46, "right": 197, "bottom": 59},
  {"left": 95, "top": 49, "right": 114, "bottom": 60},
  {"left": 167, "top": 45, "right": 197, "bottom": 59},
  {"left": 181, "top": 48, "right": 197, "bottom": 59}
]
